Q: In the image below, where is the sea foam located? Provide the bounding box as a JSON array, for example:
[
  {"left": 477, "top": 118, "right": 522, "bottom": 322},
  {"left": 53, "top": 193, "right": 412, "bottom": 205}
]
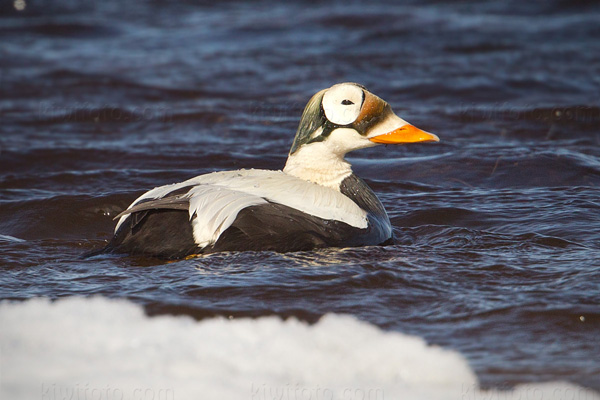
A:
[{"left": 1, "top": 297, "right": 597, "bottom": 400}]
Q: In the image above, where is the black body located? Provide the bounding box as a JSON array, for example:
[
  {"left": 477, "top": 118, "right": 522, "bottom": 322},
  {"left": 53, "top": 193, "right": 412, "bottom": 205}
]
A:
[{"left": 94, "top": 174, "right": 392, "bottom": 259}]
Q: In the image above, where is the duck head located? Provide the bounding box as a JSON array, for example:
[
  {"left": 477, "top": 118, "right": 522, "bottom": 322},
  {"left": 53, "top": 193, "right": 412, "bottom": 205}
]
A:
[{"left": 283, "top": 82, "right": 439, "bottom": 189}]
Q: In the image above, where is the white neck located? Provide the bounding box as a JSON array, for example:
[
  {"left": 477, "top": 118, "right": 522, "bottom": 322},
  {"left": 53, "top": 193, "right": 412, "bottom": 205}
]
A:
[{"left": 283, "top": 142, "right": 352, "bottom": 190}]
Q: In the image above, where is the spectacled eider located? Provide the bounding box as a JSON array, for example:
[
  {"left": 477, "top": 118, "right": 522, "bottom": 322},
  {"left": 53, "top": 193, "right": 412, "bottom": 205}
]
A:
[{"left": 95, "top": 83, "right": 439, "bottom": 258}]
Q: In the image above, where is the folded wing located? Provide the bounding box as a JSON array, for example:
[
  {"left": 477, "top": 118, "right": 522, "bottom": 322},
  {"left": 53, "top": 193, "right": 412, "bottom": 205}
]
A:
[{"left": 114, "top": 169, "right": 368, "bottom": 250}]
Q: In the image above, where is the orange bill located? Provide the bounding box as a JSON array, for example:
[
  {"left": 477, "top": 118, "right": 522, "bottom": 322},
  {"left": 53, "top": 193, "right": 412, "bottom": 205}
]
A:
[{"left": 369, "top": 124, "right": 440, "bottom": 144}]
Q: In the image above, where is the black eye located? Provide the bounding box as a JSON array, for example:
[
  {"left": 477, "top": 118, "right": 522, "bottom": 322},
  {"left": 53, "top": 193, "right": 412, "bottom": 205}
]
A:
[{"left": 341, "top": 99, "right": 354, "bottom": 105}]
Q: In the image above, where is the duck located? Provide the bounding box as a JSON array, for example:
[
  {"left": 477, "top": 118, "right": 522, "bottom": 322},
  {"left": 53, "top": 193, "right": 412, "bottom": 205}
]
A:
[{"left": 96, "top": 83, "right": 439, "bottom": 258}]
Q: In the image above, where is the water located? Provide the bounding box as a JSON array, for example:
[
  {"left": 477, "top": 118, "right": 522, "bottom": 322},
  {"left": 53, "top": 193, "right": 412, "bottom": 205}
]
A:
[{"left": 1, "top": 0, "right": 599, "bottom": 395}]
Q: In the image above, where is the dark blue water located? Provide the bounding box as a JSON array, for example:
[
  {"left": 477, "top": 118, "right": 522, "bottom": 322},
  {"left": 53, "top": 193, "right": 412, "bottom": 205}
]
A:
[{"left": 1, "top": 0, "right": 599, "bottom": 391}]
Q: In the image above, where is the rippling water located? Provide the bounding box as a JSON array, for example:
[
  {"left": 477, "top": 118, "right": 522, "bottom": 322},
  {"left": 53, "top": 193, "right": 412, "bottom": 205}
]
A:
[{"left": 1, "top": 0, "right": 599, "bottom": 393}]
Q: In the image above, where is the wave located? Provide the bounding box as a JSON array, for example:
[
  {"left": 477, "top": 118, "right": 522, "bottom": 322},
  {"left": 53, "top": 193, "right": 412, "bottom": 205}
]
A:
[{"left": 1, "top": 297, "right": 597, "bottom": 400}]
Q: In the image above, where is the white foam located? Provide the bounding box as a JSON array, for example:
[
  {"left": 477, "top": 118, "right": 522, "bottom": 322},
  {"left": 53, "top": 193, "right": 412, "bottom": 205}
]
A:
[
  {"left": 0, "top": 297, "right": 597, "bottom": 400},
  {"left": 0, "top": 234, "right": 25, "bottom": 242}
]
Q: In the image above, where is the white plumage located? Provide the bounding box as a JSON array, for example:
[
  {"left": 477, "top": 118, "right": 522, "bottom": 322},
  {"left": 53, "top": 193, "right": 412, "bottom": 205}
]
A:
[
  {"left": 98, "top": 83, "right": 440, "bottom": 258},
  {"left": 115, "top": 169, "right": 368, "bottom": 248}
]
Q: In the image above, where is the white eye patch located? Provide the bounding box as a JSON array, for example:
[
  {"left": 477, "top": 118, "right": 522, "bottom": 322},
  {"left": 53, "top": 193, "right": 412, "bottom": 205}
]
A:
[{"left": 322, "top": 83, "right": 363, "bottom": 125}]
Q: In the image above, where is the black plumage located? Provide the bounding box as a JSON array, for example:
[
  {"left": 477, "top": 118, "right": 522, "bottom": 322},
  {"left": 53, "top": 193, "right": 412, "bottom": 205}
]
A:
[
  {"left": 87, "top": 83, "right": 438, "bottom": 259},
  {"left": 93, "top": 174, "right": 392, "bottom": 258}
]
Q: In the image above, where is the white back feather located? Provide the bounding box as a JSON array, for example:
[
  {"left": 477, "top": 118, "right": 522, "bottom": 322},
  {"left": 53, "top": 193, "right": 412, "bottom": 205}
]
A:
[{"left": 115, "top": 169, "right": 368, "bottom": 248}]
